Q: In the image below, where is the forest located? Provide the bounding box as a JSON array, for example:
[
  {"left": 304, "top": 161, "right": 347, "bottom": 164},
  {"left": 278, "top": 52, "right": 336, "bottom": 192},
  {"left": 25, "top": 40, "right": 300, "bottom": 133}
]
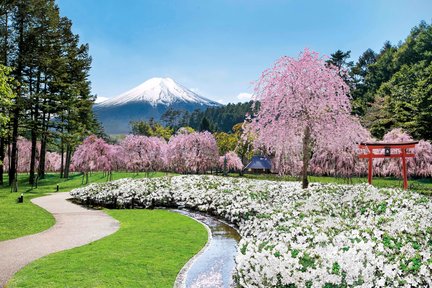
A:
[{"left": 0, "top": 1, "right": 101, "bottom": 189}]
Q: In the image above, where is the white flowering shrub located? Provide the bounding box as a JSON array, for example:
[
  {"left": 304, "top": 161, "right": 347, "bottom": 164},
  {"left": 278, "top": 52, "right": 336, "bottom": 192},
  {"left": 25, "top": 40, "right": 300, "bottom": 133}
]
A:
[{"left": 70, "top": 175, "right": 432, "bottom": 287}]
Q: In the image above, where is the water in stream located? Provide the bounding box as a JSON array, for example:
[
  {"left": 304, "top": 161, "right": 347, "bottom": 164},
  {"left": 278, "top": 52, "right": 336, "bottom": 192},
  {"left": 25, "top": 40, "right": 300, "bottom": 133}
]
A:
[{"left": 173, "top": 210, "right": 241, "bottom": 288}]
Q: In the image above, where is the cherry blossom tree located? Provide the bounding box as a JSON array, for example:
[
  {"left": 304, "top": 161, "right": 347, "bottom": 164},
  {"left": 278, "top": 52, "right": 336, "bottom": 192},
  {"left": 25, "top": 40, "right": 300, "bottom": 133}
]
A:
[
  {"left": 374, "top": 128, "right": 432, "bottom": 178},
  {"left": 17, "top": 137, "right": 33, "bottom": 173},
  {"left": 167, "top": 131, "right": 218, "bottom": 174},
  {"left": 108, "top": 144, "right": 126, "bottom": 172},
  {"left": 219, "top": 151, "right": 243, "bottom": 173},
  {"left": 412, "top": 140, "right": 432, "bottom": 177},
  {"left": 45, "top": 152, "right": 61, "bottom": 172},
  {"left": 4, "top": 139, "right": 63, "bottom": 174},
  {"left": 3, "top": 137, "right": 33, "bottom": 173},
  {"left": 247, "top": 49, "right": 369, "bottom": 188},
  {"left": 310, "top": 145, "right": 368, "bottom": 178},
  {"left": 72, "top": 135, "right": 111, "bottom": 183},
  {"left": 120, "top": 135, "right": 167, "bottom": 174}
]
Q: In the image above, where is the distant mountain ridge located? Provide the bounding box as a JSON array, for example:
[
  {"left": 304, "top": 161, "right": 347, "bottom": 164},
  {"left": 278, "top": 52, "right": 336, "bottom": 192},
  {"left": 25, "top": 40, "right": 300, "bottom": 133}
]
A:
[{"left": 93, "top": 77, "right": 222, "bottom": 134}]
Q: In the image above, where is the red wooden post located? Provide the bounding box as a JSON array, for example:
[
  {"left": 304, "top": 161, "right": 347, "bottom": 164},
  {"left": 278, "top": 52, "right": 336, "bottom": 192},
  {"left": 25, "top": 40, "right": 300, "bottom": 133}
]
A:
[
  {"left": 401, "top": 148, "right": 408, "bottom": 190},
  {"left": 368, "top": 150, "right": 373, "bottom": 185}
]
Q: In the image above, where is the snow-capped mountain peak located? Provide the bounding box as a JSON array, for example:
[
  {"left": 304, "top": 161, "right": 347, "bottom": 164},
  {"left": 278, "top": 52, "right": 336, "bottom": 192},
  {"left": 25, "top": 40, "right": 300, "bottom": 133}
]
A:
[{"left": 97, "top": 77, "right": 220, "bottom": 107}]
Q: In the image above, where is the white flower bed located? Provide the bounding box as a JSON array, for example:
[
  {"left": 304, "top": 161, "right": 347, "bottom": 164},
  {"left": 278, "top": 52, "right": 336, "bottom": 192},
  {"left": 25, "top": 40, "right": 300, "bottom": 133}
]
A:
[{"left": 70, "top": 175, "right": 432, "bottom": 287}]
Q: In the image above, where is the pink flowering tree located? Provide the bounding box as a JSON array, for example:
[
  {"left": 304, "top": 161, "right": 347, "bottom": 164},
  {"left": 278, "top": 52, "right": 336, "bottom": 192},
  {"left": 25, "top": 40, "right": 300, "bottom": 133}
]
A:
[
  {"left": 167, "top": 131, "right": 218, "bottom": 174},
  {"left": 247, "top": 49, "right": 369, "bottom": 188},
  {"left": 310, "top": 144, "right": 369, "bottom": 178},
  {"left": 4, "top": 140, "right": 64, "bottom": 174},
  {"left": 120, "top": 135, "right": 167, "bottom": 174},
  {"left": 374, "top": 128, "right": 432, "bottom": 178},
  {"left": 45, "top": 152, "right": 61, "bottom": 172},
  {"left": 412, "top": 140, "right": 432, "bottom": 177},
  {"left": 219, "top": 151, "right": 243, "bottom": 173},
  {"left": 3, "top": 137, "right": 33, "bottom": 173},
  {"left": 108, "top": 144, "right": 126, "bottom": 172},
  {"left": 72, "top": 135, "right": 112, "bottom": 183}
]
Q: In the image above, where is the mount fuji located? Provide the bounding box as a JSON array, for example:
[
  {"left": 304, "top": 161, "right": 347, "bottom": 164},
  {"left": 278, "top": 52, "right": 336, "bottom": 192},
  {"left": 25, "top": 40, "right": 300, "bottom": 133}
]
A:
[{"left": 93, "top": 77, "right": 221, "bottom": 134}]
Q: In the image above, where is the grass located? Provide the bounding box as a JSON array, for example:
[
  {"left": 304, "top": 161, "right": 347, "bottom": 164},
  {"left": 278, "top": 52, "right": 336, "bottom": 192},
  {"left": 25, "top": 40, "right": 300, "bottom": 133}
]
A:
[
  {"left": 0, "top": 171, "right": 169, "bottom": 241},
  {"left": 230, "top": 173, "right": 432, "bottom": 195},
  {"left": 7, "top": 209, "right": 208, "bottom": 288}
]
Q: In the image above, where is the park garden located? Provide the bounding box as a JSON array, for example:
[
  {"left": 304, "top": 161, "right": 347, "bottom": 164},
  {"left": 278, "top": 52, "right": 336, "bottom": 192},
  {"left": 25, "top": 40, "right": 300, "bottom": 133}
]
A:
[
  {"left": 0, "top": 1, "right": 432, "bottom": 287},
  {"left": 1, "top": 48, "right": 431, "bottom": 287}
]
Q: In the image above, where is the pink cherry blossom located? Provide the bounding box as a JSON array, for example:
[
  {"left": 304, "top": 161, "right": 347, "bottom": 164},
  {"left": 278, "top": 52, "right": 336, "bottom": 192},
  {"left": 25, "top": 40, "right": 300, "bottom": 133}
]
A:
[
  {"left": 120, "top": 135, "right": 167, "bottom": 172},
  {"left": 167, "top": 131, "right": 219, "bottom": 173},
  {"left": 219, "top": 151, "right": 243, "bottom": 171},
  {"left": 246, "top": 49, "right": 369, "bottom": 187},
  {"left": 72, "top": 135, "right": 112, "bottom": 173}
]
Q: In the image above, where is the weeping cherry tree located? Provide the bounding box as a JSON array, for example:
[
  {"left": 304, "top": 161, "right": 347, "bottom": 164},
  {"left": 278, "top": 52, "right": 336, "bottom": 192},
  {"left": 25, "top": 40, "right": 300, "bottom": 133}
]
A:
[{"left": 247, "top": 49, "right": 369, "bottom": 188}]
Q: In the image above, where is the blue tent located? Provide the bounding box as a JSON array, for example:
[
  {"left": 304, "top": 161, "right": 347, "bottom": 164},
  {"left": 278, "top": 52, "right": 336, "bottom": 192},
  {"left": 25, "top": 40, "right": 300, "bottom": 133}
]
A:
[{"left": 245, "top": 156, "right": 272, "bottom": 172}]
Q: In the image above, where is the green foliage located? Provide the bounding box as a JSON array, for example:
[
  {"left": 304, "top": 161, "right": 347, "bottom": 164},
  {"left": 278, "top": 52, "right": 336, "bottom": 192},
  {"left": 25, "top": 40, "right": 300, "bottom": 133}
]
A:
[
  {"left": 214, "top": 131, "right": 238, "bottom": 154},
  {"left": 332, "top": 262, "right": 341, "bottom": 275},
  {"left": 0, "top": 65, "right": 14, "bottom": 135},
  {"left": 199, "top": 116, "right": 214, "bottom": 132},
  {"left": 400, "top": 255, "right": 422, "bottom": 273},
  {"left": 240, "top": 243, "right": 248, "bottom": 255},
  {"left": 299, "top": 253, "right": 315, "bottom": 272},
  {"left": 351, "top": 20, "right": 432, "bottom": 140},
  {"left": 350, "top": 48, "right": 377, "bottom": 115},
  {"left": 161, "top": 101, "right": 256, "bottom": 133},
  {"left": 130, "top": 118, "right": 173, "bottom": 140},
  {"left": 326, "top": 50, "right": 353, "bottom": 85},
  {"left": 291, "top": 249, "right": 300, "bottom": 258}
]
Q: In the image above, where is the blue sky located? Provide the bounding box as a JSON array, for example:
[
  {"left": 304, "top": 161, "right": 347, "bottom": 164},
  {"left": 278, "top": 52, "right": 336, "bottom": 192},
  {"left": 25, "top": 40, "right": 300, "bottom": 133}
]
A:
[{"left": 57, "top": 0, "right": 432, "bottom": 104}]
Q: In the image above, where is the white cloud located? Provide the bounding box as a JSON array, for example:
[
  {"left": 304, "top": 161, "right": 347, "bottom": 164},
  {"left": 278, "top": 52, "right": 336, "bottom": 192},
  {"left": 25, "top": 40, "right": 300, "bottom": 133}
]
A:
[
  {"left": 237, "top": 92, "right": 253, "bottom": 102},
  {"left": 95, "top": 96, "right": 109, "bottom": 103}
]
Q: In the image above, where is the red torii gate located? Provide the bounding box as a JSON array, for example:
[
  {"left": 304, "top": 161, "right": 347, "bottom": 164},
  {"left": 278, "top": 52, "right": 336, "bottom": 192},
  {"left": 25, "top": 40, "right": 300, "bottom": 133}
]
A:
[{"left": 358, "top": 141, "right": 418, "bottom": 190}]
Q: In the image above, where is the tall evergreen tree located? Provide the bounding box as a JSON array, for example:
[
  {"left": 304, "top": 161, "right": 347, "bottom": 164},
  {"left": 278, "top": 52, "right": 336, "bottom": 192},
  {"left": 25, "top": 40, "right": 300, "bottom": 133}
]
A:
[{"left": 0, "top": 0, "right": 98, "bottom": 185}]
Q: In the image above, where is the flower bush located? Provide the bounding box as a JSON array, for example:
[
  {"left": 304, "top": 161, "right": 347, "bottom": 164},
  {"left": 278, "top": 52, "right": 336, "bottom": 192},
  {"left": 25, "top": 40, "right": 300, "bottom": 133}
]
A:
[{"left": 70, "top": 175, "right": 432, "bottom": 287}]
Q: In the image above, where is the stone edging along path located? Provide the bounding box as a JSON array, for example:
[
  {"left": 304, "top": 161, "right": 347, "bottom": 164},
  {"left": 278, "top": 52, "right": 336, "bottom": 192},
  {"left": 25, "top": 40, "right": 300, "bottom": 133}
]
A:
[{"left": 0, "top": 192, "right": 120, "bottom": 287}]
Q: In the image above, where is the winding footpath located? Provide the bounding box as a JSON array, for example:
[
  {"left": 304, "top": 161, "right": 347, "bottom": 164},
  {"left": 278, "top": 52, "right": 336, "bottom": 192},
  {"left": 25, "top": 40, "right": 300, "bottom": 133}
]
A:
[{"left": 0, "top": 192, "right": 120, "bottom": 287}]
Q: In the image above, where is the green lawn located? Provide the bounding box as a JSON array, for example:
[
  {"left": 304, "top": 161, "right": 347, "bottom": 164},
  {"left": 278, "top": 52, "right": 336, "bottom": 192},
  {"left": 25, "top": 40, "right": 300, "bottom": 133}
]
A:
[
  {"left": 0, "top": 172, "right": 169, "bottom": 241},
  {"left": 8, "top": 209, "right": 208, "bottom": 288}
]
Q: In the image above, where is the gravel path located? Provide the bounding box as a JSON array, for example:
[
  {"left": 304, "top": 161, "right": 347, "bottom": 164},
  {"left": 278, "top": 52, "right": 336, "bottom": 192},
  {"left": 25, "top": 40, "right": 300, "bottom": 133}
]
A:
[{"left": 0, "top": 192, "right": 120, "bottom": 287}]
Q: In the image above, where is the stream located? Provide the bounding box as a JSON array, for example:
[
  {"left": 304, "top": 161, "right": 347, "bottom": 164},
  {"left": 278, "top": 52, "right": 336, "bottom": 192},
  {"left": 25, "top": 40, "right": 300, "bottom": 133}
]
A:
[{"left": 173, "top": 210, "right": 241, "bottom": 288}]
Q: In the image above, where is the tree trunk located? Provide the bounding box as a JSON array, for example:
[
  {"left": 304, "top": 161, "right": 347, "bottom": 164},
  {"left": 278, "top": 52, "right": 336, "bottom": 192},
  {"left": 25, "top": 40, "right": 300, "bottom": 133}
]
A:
[
  {"left": 60, "top": 141, "right": 64, "bottom": 178},
  {"left": 301, "top": 125, "right": 311, "bottom": 189},
  {"left": 64, "top": 144, "right": 72, "bottom": 179},
  {"left": 0, "top": 11, "right": 8, "bottom": 185},
  {"left": 29, "top": 127, "right": 37, "bottom": 185},
  {"left": 9, "top": 5, "right": 25, "bottom": 187},
  {"left": 38, "top": 132, "right": 47, "bottom": 179},
  {"left": 0, "top": 136, "right": 4, "bottom": 185},
  {"left": 30, "top": 70, "right": 41, "bottom": 184},
  {"left": 8, "top": 108, "right": 18, "bottom": 187}
]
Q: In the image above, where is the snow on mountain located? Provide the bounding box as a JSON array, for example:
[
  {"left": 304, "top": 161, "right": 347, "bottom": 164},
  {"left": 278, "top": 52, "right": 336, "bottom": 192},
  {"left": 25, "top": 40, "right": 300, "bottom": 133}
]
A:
[
  {"left": 97, "top": 77, "right": 221, "bottom": 107},
  {"left": 93, "top": 77, "right": 222, "bottom": 134}
]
